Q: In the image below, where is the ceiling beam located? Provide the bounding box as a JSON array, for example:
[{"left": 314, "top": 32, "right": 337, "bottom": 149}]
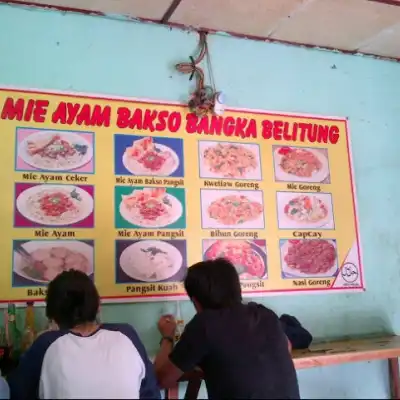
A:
[
  {"left": 161, "top": 0, "right": 183, "bottom": 23},
  {"left": 1, "top": 0, "right": 105, "bottom": 16},
  {"left": 1, "top": 0, "right": 399, "bottom": 62},
  {"left": 368, "top": 0, "right": 400, "bottom": 6}
]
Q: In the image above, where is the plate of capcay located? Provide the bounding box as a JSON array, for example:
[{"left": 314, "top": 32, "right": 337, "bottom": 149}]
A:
[
  {"left": 119, "top": 240, "right": 183, "bottom": 282},
  {"left": 280, "top": 193, "right": 332, "bottom": 229},
  {"left": 18, "top": 131, "right": 93, "bottom": 172}
]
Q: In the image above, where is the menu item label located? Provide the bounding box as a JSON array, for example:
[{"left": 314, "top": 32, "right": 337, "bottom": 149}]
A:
[{"left": 0, "top": 88, "right": 363, "bottom": 303}]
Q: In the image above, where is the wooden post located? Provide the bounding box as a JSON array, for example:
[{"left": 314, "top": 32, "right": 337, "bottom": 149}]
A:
[{"left": 388, "top": 358, "right": 400, "bottom": 399}]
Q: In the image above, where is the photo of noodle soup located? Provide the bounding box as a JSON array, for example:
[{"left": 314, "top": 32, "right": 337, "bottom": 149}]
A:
[
  {"left": 13, "top": 240, "right": 94, "bottom": 285},
  {"left": 122, "top": 136, "right": 179, "bottom": 176},
  {"left": 119, "top": 240, "right": 184, "bottom": 282},
  {"left": 15, "top": 184, "right": 94, "bottom": 227},
  {"left": 119, "top": 187, "right": 183, "bottom": 228},
  {"left": 17, "top": 130, "right": 93, "bottom": 172},
  {"left": 277, "top": 192, "right": 334, "bottom": 229},
  {"left": 280, "top": 239, "right": 338, "bottom": 278},
  {"left": 199, "top": 141, "right": 262, "bottom": 180},
  {"left": 273, "top": 146, "right": 330, "bottom": 183},
  {"left": 201, "top": 190, "right": 265, "bottom": 229},
  {"left": 203, "top": 240, "right": 267, "bottom": 280}
]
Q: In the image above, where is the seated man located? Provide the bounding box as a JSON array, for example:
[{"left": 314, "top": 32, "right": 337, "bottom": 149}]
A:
[
  {"left": 154, "top": 258, "right": 300, "bottom": 399},
  {"left": 8, "top": 270, "right": 159, "bottom": 399}
]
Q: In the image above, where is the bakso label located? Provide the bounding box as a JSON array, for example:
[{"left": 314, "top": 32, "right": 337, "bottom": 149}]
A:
[
  {"left": 0, "top": 88, "right": 363, "bottom": 303},
  {"left": 27, "top": 288, "right": 47, "bottom": 297}
]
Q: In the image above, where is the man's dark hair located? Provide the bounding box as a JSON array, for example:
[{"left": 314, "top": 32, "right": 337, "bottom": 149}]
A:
[
  {"left": 46, "top": 270, "right": 99, "bottom": 330},
  {"left": 184, "top": 258, "right": 242, "bottom": 309}
]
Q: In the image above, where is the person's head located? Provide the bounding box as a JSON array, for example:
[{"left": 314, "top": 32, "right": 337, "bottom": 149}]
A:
[
  {"left": 46, "top": 270, "right": 99, "bottom": 330},
  {"left": 184, "top": 258, "right": 242, "bottom": 312}
]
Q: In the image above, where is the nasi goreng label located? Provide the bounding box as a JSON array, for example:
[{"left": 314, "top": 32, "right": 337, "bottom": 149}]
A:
[{"left": 0, "top": 88, "right": 363, "bottom": 303}]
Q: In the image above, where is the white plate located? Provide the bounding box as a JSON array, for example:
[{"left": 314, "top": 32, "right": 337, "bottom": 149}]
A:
[
  {"left": 119, "top": 193, "right": 183, "bottom": 228},
  {"left": 201, "top": 190, "right": 265, "bottom": 230},
  {"left": 277, "top": 192, "right": 334, "bottom": 229},
  {"left": 119, "top": 240, "right": 183, "bottom": 282},
  {"left": 122, "top": 143, "right": 179, "bottom": 177},
  {"left": 18, "top": 130, "right": 93, "bottom": 172},
  {"left": 16, "top": 184, "right": 94, "bottom": 226},
  {"left": 13, "top": 240, "right": 94, "bottom": 284},
  {"left": 274, "top": 147, "right": 329, "bottom": 183},
  {"left": 280, "top": 239, "right": 338, "bottom": 278},
  {"left": 198, "top": 141, "right": 262, "bottom": 180}
]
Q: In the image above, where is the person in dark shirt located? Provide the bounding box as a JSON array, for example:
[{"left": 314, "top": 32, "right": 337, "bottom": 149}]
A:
[{"left": 154, "top": 258, "right": 300, "bottom": 399}]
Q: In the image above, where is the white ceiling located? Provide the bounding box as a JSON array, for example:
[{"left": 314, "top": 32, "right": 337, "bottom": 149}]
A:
[{"left": 8, "top": 0, "right": 400, "bottom": 60}]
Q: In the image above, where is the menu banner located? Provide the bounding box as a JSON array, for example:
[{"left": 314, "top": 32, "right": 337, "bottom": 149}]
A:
[{"left": 0, "top": 88, "right": 364, "bottom": 303}]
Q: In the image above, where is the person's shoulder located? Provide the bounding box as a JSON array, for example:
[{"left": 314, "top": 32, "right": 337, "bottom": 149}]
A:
[
  {"left": 32, "top": 330, "right": 66, "bottom": 350},
  {"left": 180, "top": 311, "right": 211, "bottom": 336},
  {"left": 100, "top": 323, "right": 147, "bottom": 351},
  {"left": 101, "top": 323, "right": 153, "bottom": 370},
  {"left": 189, "top": 309, "right": 217, "bottom": 326},
  {"left": 188, "top": 308, "right": 239, "bottom": 330},
  {"left": 101, "top": 322, "right": 139, "bottom": 340},
  {"left": 19, "top": 330, "right": 67, "bottom": 366},
  {"left": 246, "top": 302, "right": 279, "bottom": 320}
]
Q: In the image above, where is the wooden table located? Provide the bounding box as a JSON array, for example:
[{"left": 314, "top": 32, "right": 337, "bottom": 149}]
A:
[{"left": 165, "top": 335, "right": 400, "bottom": 400}]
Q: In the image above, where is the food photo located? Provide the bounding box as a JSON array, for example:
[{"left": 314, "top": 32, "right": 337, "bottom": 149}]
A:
[{"left": 16, "top": 128, "right": 94, "bottom": 173}]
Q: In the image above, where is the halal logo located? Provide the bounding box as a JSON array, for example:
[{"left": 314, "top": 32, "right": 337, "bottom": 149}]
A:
[{"left": 341, "top": 263, "right": 359, "bottom": 283}]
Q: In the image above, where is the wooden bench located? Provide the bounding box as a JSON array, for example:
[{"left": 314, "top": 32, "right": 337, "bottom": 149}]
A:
[{"left": 164, "top": 335, "right": 400, "bottom": 400}]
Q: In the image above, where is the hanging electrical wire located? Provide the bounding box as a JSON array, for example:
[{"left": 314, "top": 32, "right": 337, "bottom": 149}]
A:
[{"left": 175, "top": 31, "right": 218, "bottom": 117}]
